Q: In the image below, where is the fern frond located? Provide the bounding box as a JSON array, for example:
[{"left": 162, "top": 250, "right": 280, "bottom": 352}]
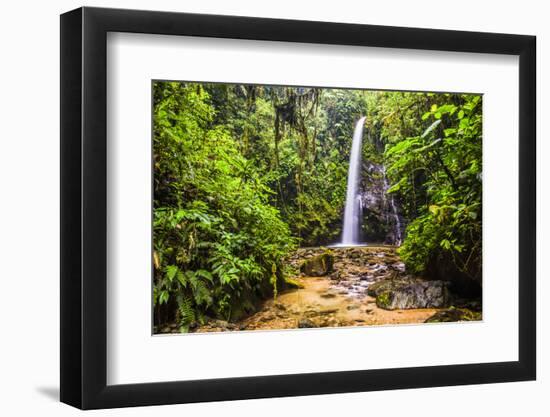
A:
[
  {"left": 191, "top": 278, "right": 213, "bottom": 307},
  {"left": 176, "top": 295, "right": 195, "bottom": 327}
]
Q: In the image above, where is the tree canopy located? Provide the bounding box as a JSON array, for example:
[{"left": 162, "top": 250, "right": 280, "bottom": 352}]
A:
[{"left": 152, "top": 81, "right": 482, "bottom": 331}]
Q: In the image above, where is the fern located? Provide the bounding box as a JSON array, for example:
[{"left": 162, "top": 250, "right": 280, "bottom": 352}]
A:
[
  {"left": 176, "top": 295, "right": 195, "bottom": 331},
  {"left": 190, "top": 275, "right": 212, "bottom": 307}
]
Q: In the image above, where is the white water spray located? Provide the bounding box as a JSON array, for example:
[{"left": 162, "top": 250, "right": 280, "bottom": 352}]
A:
[
  {"left": 340, "top": 117, "right": 367, "bottom": 245},
  {"left": 382, "top": 166, "right": 402, "bottom": 245}
]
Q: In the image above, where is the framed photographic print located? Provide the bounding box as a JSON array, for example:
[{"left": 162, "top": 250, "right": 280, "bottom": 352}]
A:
[{"left": 60, "top": 6, "right": 536, "bottom": 409}]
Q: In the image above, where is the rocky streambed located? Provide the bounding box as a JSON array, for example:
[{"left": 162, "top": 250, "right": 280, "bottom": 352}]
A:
[{"left": 194, "top": 246, "right": 481, "bottom": 333}]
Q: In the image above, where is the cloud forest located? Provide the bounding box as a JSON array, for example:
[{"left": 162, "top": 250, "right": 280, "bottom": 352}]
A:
[{"left": 152, "top": 81, "right": 483, "bottom": 333}]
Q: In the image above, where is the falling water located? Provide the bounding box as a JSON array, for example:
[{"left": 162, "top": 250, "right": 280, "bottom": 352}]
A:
[
  {"left": 382, "top": 166, "right": 403, "bottom": 245},
  {"left": 340, "top": 117, "right": 367, "bottom": 245},
  {"left": 389, "top": 196, "right": 402, "bottom": 245}
]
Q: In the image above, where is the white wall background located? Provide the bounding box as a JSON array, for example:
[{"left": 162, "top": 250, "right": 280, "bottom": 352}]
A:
[{"left": 0, "top": 0, "right": 545, "bottom": 415}]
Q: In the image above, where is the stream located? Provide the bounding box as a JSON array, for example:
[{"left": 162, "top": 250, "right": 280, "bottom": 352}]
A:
[{"left": 196, "top": 246, "right": 442, "bottom": 332}]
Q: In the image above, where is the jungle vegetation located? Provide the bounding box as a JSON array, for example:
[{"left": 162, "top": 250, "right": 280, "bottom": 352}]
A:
[{"left": 152, "top": 81, "right": 482, "bottom": 331}]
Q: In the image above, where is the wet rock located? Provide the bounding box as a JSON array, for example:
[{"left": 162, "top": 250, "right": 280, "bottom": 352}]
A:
[
  {"left": 346, "top": 304, "right": 360, "bottom": 310},
  {"left": 327, "top": 318, "right": 339, "bottom": 326},
  {"left": 425, "top": 307, "right": 482, "bottom": 323},
  {"left": 320, "top": 292, "right": 337, "bottom": 299},
  {"left": 369, "top": 278, "right": 451, "bottom": 310},
  {"left": 274, "top": 303, "right": 286, "bottom": 311},
  {"left": 391, "top": 262, "right": 406, "bottom": 273},
  {"left": 329, "top": 271, "right": 341, "bottom": 280},
  {"left": 214, "top": 319, "right": 229, "bottom": 328},
  {"left": 298, "top": 318, "right": 316, "bottom": 328},
  {"left": 300, "top": 252, "right": 334, "bottom": 276},
  {"left": 369, "top": 264, "right": 388, "bottom": 276},
  {"left": 304, "top": 310, "right": 317, "bottom": 318},
  {"left": 260, "top": 313, "right": 276, "bottom": 322}
]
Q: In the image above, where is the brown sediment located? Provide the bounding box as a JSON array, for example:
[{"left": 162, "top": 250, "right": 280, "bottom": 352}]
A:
[
  {"left": 195, "top": 246, "right": 454, "bottom": 333},
  {"left": 237, "top": 276, "right": 440, "bottom": 331}
]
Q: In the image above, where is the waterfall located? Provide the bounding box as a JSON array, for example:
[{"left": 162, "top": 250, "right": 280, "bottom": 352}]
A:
[
  {"left": 389, "top": 196, "right": 402, "bottom": 245},
  {"left": 382, "top": 166, "right": 402, "bottom": 246},
  {"left": 340, "top": 117, "right": 367, "bottom": 245}
]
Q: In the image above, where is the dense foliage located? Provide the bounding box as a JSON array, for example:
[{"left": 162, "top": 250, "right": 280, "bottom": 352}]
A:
[
  {"left": 153, "top": 82, "right": 483, "bottom": 330},
  {"left": 376, "top": 93, "right": 483, "bottom": 293},
  {"left": 153, "top": 83, "right": 295, "bottom": 330}
]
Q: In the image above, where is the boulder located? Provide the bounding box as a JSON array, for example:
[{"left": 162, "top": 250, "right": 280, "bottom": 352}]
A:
[
  {"left": 368, "top": 278, "right": 451, "bottom": 310},
  {"left": 300, "top": 252, "right": 334, "bottom": 276},
  {"left": 297, "top": 318, "right": 316, "bottom": 328}
]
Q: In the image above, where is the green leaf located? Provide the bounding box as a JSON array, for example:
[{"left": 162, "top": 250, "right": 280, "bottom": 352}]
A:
[
  {"left": 159, "top": 290, "right": 170, "bottom": 305},
  {"left": 196, "top": 269, "right": 214, "bottom": 282},
  {"left": 177, "top": 295, "right": 195, "bottom": 326},
  {"left": 415, "top": 138, "right": 441, "bottom": 154},
  {"left": 436, "top": 104, "right": 456, "bottom": 115},
  {"left": 440, "top": 239, "right": 452, "bottom": 250},
  {"left": 444, "top": 128, "right": 456, "bottom": 137},
  {"left": 176, "top": 270, "right": 187, "bottom": 287},
  {"left": 165, "top": 265, "right": 178, "bottom": 282}
]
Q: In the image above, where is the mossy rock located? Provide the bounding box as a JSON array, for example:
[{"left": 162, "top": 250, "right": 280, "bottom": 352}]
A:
[
  {"left": 300, "top": 252, "right": 334, "bottom": 276},
  {"left": 370, "top": 278, "right": 451, "bottom": 310},
  {"left": 425, "top": 307, "right": 482, "bottom": 323},
  {"left": 367, "top": 280, "right": 392, "bottom": 297},
  {"left": 376, "top": 290, "right": 393, "bottom": 309}
]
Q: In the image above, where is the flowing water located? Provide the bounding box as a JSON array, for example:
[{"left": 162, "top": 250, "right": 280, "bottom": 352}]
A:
[
  {"left": 382, "top": 166, "right": 403, "bottom": 245},
  {"left": 341, "top": 117, "right": 367, "bottom": 245},
  {"left": 193, "top": 246, "right": 440, "bottom": 333}
]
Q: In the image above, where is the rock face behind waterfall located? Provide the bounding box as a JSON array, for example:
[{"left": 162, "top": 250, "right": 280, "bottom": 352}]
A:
[{"left": 359, "top": 162, "right": 403, "bottom": 245}]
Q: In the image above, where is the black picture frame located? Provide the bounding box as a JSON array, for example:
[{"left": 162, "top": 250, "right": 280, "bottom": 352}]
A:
[{"left": 60, "top": 6, "right": 536, "bottom": 410}]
